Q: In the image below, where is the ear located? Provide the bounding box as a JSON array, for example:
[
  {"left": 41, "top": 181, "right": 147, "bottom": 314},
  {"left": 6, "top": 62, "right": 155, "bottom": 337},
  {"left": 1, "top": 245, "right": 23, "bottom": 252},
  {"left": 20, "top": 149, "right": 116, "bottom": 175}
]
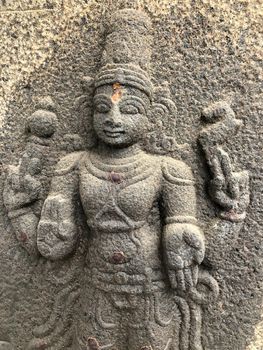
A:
[
  {"left": 146, "top": 82, "right": 178, "bottom": 154},
  {"left": 151, "top": 82, "right": 177, "bottom": 125},
  {"left": 74, "top": 76, "right": 95, "bottom": 111},
  {"left": 74, "top": 76, "right": 97, "bottom": 147}
]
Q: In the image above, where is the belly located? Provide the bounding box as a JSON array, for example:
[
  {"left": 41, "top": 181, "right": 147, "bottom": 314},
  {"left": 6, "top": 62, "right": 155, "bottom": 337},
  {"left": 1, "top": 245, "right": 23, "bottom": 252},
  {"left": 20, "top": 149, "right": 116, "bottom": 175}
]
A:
[
  {"left": 85, "top": 224, "right": 167, "bottom": 294},
  {"left": 86, "top": 224, "right": 163, "bottom": 273}
]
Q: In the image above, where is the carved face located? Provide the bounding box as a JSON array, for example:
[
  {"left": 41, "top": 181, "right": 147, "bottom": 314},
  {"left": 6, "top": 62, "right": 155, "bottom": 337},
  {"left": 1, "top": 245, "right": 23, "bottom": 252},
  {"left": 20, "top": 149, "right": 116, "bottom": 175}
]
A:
[{"left": 93, "top": 84, "right": 150, "bottom": 147}]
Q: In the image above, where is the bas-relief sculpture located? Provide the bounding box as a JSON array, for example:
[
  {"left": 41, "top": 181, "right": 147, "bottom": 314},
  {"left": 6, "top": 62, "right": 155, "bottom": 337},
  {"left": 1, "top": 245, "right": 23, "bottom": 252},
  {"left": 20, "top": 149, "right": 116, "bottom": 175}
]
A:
[
  {"left": 0, "top": 1, "right": 58, "bottom": 10},
  {"left": 1, "top": 9, "right": 250, "bottom": 350},
  {"left": 199, "top": 102, "right": 249, "bottom": 223}
]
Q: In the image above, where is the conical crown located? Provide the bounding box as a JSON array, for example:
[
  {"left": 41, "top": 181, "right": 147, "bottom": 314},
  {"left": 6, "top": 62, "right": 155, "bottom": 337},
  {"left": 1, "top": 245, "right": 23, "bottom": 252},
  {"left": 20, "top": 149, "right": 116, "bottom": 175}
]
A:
[{"left": 95, "top": 9, "right": 153, "bottom": 100}]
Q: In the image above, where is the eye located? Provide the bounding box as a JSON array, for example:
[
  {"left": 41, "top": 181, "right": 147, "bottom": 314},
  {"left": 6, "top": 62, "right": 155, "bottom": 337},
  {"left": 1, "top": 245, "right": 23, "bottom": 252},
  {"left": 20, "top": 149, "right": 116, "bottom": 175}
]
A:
[
  {"left": 120, "top": 105, "right": 140, "bottom": 114},
  {"left": 95, "top": 103, "right": 110, "bottom": 113}
]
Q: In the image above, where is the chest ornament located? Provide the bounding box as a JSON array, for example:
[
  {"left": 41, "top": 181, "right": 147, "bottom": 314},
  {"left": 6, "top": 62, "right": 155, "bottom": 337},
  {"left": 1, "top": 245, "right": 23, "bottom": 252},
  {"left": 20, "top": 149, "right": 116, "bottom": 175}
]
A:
[
  {"left": 108, "top": 171, "right": 123, "bottom": 184},
  {"left": 111, "top": 251, "right": 126, "bottom": 264}
]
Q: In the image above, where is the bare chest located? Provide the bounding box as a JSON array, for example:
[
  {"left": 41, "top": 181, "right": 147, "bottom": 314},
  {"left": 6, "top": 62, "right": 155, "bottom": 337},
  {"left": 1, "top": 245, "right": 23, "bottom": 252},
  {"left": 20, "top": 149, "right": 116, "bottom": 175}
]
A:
[{"left": 79, "top": 154, "right": 161, "bottom": 231}]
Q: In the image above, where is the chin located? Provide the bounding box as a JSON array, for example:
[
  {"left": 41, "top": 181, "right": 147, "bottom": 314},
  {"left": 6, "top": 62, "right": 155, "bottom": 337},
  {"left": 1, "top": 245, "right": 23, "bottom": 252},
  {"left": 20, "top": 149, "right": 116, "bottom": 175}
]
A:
[
  {"left": 100, "top": 136, "right": 135, "bottom": 148},
  {"left": 101, "top": 137, "right": 127, "bottom": 147}
]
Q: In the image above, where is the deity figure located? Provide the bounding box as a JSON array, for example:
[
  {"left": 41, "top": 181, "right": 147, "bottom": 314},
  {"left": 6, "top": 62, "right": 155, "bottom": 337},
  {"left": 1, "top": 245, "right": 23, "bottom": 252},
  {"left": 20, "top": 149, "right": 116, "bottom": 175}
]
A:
[{"left": 3, "top": 9, "right": 220, "bottom": 350}]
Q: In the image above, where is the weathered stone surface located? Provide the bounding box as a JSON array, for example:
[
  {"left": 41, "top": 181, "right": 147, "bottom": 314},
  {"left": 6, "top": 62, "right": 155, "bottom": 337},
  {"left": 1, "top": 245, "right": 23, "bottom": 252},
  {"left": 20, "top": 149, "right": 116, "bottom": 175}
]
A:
[{"left": 0, "top": 1, "right": 262, "bottom": 349}]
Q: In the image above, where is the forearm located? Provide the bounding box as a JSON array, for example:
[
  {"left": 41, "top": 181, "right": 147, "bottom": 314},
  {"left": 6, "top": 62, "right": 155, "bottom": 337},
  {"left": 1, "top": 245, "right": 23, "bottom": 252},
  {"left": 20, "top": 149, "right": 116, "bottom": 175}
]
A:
[
  {"left": 36, "top": 152, "right": 84, "bottom": 260},
  {"left": 37, "top": 194, "right": 78, "bottom": 260},
  {"left": 161, "top": 159, "right": 205, "bottom": 290},
  {"left": 36, "top": 153, "right": 81, "bottom": 260}
]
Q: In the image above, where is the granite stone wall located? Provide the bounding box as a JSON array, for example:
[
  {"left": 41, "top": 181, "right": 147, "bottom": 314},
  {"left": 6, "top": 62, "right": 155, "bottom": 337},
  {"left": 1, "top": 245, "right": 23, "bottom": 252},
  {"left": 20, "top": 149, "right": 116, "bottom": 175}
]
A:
[{"left": 0, "top": 1, "right": 262, "bottom": 349}]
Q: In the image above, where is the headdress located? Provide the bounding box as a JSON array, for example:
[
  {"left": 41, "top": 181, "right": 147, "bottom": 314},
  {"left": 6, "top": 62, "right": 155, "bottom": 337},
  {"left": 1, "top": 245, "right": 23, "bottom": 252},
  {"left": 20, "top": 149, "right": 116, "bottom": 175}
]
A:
[
  {"left": 76, "top": 9, "right": 177, "bottom": 154},
  {"left": 95, "top": 9, "right": 154, "bottom": 100}
]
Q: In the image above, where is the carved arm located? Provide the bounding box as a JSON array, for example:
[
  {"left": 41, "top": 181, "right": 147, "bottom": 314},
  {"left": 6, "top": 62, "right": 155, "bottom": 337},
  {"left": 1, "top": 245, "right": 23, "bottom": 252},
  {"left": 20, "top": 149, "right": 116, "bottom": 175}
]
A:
[
  {"left": 3, "top": 97, "right": 58, "bottom": 257},
  {"left": 161, "top": 158, "right": 205, "bottom": 293},
  {"left": 199, "top": 101, "right": 250, "bottom": 222},
  {"left": 3, "top": 164, "right": 42, "bottom": 257},
  {"left": 37, "top": 152, "right": 83, "bottom": 260}
]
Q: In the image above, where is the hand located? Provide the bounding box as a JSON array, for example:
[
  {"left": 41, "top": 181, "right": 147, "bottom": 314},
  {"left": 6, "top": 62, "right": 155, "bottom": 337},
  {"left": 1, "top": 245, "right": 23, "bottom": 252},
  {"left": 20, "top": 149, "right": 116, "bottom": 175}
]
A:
[
  {"left": 163, "top": 223, "right": 205, "bottom": 293},
  {"left": 3, "top": 165, "right": 42, "bottom": 213},
  {"left": 37, "top": 195, "right": 78, "bottom": 260},
  {"left": 2, "top": 165, "right": 42, "bottom": 257}
]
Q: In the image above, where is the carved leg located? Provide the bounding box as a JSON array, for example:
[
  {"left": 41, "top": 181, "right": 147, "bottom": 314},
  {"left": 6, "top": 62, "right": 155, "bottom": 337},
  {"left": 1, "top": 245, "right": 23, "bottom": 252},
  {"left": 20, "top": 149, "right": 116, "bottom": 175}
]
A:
[
  {"left": 188, "top": 301, "right": 203, "bottom": 350},
  {"left": 127, "top": 291, "right": 180, "bottom": 350},
  {"left": 73, "top": 286, "right": 123, "bottom": 350},
  {"left": 174, "top": 296, "right": 191, "bottom": 350}
]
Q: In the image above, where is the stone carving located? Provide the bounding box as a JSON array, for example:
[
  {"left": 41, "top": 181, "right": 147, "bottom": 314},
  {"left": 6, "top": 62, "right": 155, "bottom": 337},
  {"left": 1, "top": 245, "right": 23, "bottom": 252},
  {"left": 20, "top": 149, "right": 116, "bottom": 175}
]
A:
[
  {"left": 2, "top": 9, "right": 220, "bottom": 350},
  {"left": 3, "top": 97, "right": 58, "bottom": 257},
  {"left": 0, "top": 342, "right": 14, "bottom": 350},
  {"left": 0, "top": 0, "right": 58, "bottom": 11},
  {"left": 27, "top": 258, "right": 82, "bottom": 350},
  {"left": 145, "top": 83, "right": 189, "bottom": 156},
  {"left": 199, "top": 101, "right": 250, "bottom": 222}
]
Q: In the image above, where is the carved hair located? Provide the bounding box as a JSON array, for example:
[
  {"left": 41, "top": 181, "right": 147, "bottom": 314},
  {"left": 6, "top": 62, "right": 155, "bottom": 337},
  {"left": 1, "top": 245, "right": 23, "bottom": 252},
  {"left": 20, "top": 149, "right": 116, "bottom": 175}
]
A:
[{"left": 95, "top": 64, "right": 153, "bottom": 101}]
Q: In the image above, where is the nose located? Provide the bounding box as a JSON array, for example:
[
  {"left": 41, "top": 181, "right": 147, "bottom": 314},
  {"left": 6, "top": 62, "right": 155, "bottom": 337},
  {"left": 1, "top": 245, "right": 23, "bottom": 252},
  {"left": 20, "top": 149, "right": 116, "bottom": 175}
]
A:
[{"left": 104, "top": 105, "right": 122, "bottom": 128}]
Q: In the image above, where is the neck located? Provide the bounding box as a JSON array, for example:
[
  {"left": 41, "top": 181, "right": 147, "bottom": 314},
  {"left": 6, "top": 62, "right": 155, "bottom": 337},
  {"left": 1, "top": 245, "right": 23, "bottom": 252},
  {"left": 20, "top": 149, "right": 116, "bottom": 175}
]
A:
[{"left": 96, "top": 143, "right": 141, "bottom": 159}]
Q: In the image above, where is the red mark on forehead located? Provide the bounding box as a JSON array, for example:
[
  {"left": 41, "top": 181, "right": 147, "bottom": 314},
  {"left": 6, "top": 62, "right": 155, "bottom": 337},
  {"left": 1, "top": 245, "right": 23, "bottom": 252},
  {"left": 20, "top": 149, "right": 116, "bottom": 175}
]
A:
[{"left": 111, "top": 82, "right": 123, "bottom": 103}]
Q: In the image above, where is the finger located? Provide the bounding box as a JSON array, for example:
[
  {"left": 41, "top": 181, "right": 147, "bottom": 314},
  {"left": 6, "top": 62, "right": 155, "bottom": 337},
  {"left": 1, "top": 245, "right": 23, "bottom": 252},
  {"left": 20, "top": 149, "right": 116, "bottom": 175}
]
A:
[
  {"left": 210, "top": 155, "right": 224, "bottom": 180},
  {"left": 38, "top": 221, "right": 57, "bottom": 238},
  {"left": 57, "top": 199, "right": 74, "bottom": 223},
  {"left": 43, "top": 195, "right": 66, "bottom": 222},
  {"left": 166, "top": 252, "right": 184, "bottom": 269},
  {"left": 168, "top": 270, "right": 177, "bottom": 289},
  {"left": 54, "top": 198, "right": 61, "bottom": 223},
  {"left": 195, "top": 249, "right": 205, "bottom": 264},
  {"left": 15, "top": 193, "right": 35, "bottom": 207},
  {"left": 218, "top": 148, "right": 237, "bottom": 198},
  {"left": 218, "top": 148, "right": 233, "bottom": 181},
  {"left": 184, "top": 267, "right": 193, "bottom": 290},
  {"left": 41, "top": 197, "right": 59, "bottom": 221},
  {"left": 183, "top": 229, "right": 204, "bottom": 250},
  {"left": 11, "top": 172, "right": 21, "bottom": 191},
  {"left": 24, "top": 174, "right": 41, "bottom": 191},
  {"left": 58, "top": 220, "right": 77, "bottom": 241},
  {"left": 176, "top": 269, "right": 186, "bottom": 292},
  {"left": 192, "top": 265, "right": 199, "bottom": 286},
  {"left": 19, "top": 154, "right": 31, "bottom": 176},
  {"left": 41, "top": 200, "right": 52, "bottom": 220}
]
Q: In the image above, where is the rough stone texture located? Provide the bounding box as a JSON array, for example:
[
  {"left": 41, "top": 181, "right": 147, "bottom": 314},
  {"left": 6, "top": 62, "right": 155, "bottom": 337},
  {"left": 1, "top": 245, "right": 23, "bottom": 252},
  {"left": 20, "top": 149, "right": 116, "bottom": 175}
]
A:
[{"left": 0, "top": 1, "right": 262, "bottom": 349}]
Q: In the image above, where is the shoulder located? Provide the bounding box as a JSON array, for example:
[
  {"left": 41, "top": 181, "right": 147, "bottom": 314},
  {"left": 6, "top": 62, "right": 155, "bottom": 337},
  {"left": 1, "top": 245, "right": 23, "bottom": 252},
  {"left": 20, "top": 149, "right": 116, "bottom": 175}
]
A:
[
  {"left": 160, "top": 156, "right": 194, "bottom": 185},
  {"left": 54, "top": 151, "right": 86, "bottom": 176}
]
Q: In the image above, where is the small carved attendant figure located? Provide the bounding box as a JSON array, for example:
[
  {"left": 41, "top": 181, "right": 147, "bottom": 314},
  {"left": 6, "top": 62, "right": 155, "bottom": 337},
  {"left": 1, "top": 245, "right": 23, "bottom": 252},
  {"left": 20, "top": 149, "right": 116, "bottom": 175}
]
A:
[{"left": 4, "top": 9, "right": 218, "bottom": 350}]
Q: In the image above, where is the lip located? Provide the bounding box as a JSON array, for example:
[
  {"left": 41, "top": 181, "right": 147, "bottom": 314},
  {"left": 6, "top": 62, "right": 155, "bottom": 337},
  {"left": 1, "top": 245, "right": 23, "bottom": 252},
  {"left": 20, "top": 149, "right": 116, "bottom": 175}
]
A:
[{"left": 103, "top": 129, "right": 125, "bottom": 138}]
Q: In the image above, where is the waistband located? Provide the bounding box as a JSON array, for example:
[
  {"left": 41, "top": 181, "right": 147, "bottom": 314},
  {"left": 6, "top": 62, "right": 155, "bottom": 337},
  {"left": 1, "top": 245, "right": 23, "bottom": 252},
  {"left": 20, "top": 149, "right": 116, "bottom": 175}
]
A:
[{"left": 89, "top": 267, "right": 167, "bottom": 294}]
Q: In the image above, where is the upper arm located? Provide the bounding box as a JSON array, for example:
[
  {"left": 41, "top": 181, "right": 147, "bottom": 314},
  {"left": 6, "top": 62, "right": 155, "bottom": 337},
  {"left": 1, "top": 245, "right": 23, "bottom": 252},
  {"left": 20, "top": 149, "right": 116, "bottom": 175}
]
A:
[
  {"left": 49, "top": 151, "right": 84, "bottom": 195},
  {"left": 161, "top": 157, "right": 197, "bottom": 224}
]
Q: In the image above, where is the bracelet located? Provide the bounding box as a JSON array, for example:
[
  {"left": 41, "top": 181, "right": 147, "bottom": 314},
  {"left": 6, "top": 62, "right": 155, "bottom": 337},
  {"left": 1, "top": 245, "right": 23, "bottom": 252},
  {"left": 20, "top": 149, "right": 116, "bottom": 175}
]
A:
[
  {"left": 8, "top": 207, "right": 32, "bottom": 219},
  {"left": 165, "top": 216, "right": 198, "bottom": 225}
]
